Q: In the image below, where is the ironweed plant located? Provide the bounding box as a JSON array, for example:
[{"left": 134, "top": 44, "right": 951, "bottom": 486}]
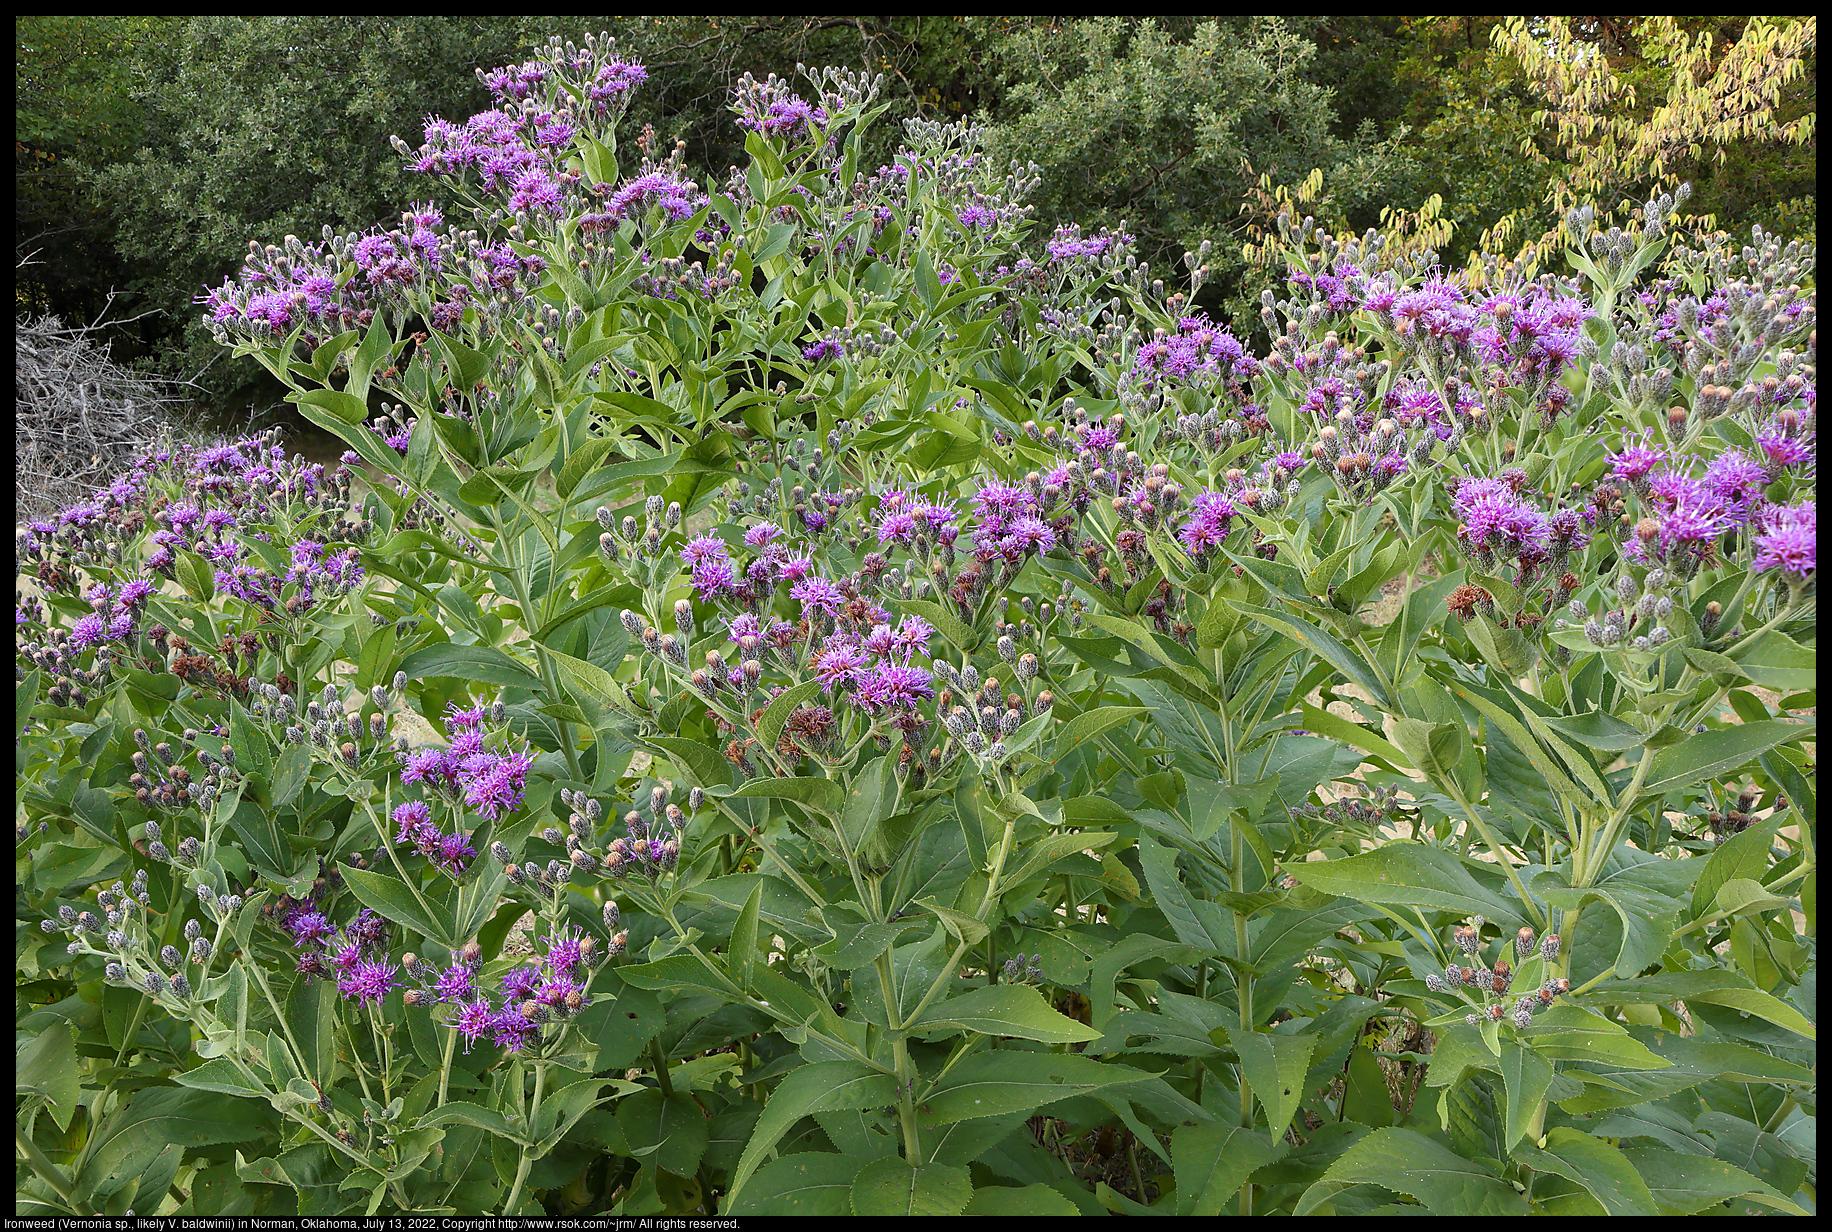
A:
[{"left": 18, "top": 31, "right": 1815, "bottom": 1218}]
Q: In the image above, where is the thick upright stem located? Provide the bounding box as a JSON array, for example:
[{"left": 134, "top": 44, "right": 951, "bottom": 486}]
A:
[
  {"left": 503, "top": 1062, "right": 546, "bottom": 1214},
  {"left": 16, "top": 1128, "right": 93, "bottom": 1215}
]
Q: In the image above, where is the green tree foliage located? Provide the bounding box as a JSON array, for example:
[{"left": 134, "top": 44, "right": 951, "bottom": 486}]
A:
[
  {"left": 16, "top": 17, "right": 175, "bottom": 323},
  {"left": 978, "top": 19, "right": 1419, "bottom": 301},
  {"left": 87, "top": 17, "right": 556, "bottom": 402}
]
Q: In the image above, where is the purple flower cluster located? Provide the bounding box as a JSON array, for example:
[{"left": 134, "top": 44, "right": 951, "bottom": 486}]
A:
[
  {"left": 732, "top": 73, "right": 828, "bottom": 140},
  {"left": 390, "top": 800, "right": 476, "bottom": 878},
  {"left": 1450, "top": 474, "right": 1584, "bottom": 581},
  {"left": 1131, "top": 315, "right": 1260, "bottom": 395},
  {"left": 1287, "top": 262, "right": 1362, "bottom": 314},
  {"left": 1045, "top": 224, "right": 1129, "bottom": 263},
  {"left": 436, "top": 928, "right": 596, "bottom": 1055},
  {"left": 597, "top": 170, "right": 708, "bottom": 224},
  {"left": 397, "top": 701, "right": 533, "bottom": 822},
  {"left": 1753, "top": 501, "right": 1815, "bottom": 579},
  {"left": 281, "top": 904, "right": 398, "bottom": 1006}
]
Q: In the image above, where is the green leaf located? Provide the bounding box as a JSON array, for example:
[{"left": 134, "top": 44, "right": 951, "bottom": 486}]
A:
[
  {"left": 340, "top": 865, "right": 455, "bottom": 947},
  {"left": 554, "top": 435, "right": 625, "bottom": 499},
  {"left": 1640, "top": 720, "right": 1814, "bottom": 800},
  {"left": 1509, "top": 1129, "right": 1655, "bottom": 1214},
  {"left": 398, "top": 643, "right": 545, "bottom": 693},
  {"left": 999, "top": 830, "right": 1120, "bottom": 891},
  {"left": 727, "top": 1062, "right": 897, "bottom": 1206},
  {"left": 171, "top": 1057, "right": 269, "bottom": 1101},
  {"left": 1518, "top": 1004, "right": 1672, "bottom": 1068},
  {"left": 615, "top": 1088, "right": 708, "bottom": 1177},
  {"left": 644, "top": 736, "right": 731, "bottom": 790},
  {"left": 1498, "top": 1042, "right": 1553, "bottom": 1153},
  {"left": 1050, "top": 704, "right": 1145, "bottom": 750},
  {"left": 732, "top": 1152, "right": 869, "bottom": 1216},
  {"left": 1729, "top": 630, "right": 1814, "bottom": 692},
  {"left": 921, "top": 1052, "right": 1161, "bottom": 1125},
  {"left": 729, "top": 880, "right": 764, "bottom": 990},
  {"left": 1227, "top": 599, "right": 1392, "bottom": 708},
  {"left": 77, "top": 1086, "right": 275, "bottom": 1201},
  {"left": 963, "top": 1183, "right": 1081, "bottom": 1216},
  {"left": 1220, "top": 1026, "right": 1315, "bottom": 1140},
  {"left": 1285, "top": 843, "right": 1526, "bottom": 926},
  {"left": 1295, "top": 1126, "right": 1528, "bottom": 1215},
  {"left": 755, "top": 679, "right": 826, "bottom": 757},
  {"left": 907, "top": 984, "right": 1100, "bottom": 1043},
  {"left": 1582, "top": 969, "right": 1814, "bottom": 1038},
  {"left": 732, "top": 775, "right": 845, "bottom": 819},
  {"left": 419, "top": 1100, "right": 525, "bottom": 1143},
  {"left": 1690, "top": 810, "right": 1788, "bottom": 916},
  {"left": 849, "top": 1157, "right": 972, "bottom": 1216},
  {"left": 1619, "top": 1147, "right": 1809, "bottom": 1216},
  {"left": 16, "top": 1022, "right": 83, "bottom": 1132},
  {"left": 1173, "top": 1124, "right": 1280, "bottom": 1216},
  {"left": 911, "top": 897, "right": 988, "bottom": 948}
]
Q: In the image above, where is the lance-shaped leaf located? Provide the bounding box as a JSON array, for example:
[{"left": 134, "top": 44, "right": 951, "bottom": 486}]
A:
[
  {"left": 1295, "top": 1126, "right": 1528, "bottom": 1215},
  {"left": 1512, "top": 1128, "right": 1659, "bottom": 1215},
  {"left": 1284, "top": 843, "right": 1527, "bottom": 926},
  {"left": 848, "top": 1157, "right": 973, "bottom": 1217},
  {"left": 1211, "top": 1025, "right": 1315, "bottom": 1140},
  {"left": 905, "top": 983, "right": 1100, "bottom": 1044},
  {"left": 1639, "top": 719, "right": 1814, "bottom": 800},
  {"left": 1225, "top": 598, "right": 1394, "bottom": 709},
  {"left": 1620, "top": 1147, "right": 1809, "bottom": 1216},
  {"left": 727, "top": 1061, "right": 897, "bottom": 1207}
]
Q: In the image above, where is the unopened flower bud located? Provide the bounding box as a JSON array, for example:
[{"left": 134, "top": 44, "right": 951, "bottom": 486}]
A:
[
  {"left": 1540, "top": 933, "right": 1560, "bottom": 961},
  {"left": 1515, "top": 926, "right": 1536, "bottom": 958},
  {"left": 602, "top": 901, "right": 621, "bottom": 931},
  {"left": 160, "top": 945, "right": 182, "bottom": 970}
]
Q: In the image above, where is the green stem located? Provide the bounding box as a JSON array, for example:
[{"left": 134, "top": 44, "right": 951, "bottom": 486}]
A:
[
  {"left": 16, "top": 1127, "right": 93, "bottom": 1215},
  {"left": 648, "top": 1036, "right": 676, "bottom": 1098},
  {"left": 438, "top": 1018, "right": 459, "bottom": 1107},
  {"left": 503, "top": 1061, "right": 546, "bottom": 1214}
]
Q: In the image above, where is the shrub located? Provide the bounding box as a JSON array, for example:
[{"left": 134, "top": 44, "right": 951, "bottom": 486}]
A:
[{"left": 17, "top": 32, "right": 1815, "bottom": 1217}]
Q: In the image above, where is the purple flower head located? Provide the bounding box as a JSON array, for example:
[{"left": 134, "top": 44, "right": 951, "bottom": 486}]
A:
[
  {"left": 433, "top": 831, "right": 476, "bottom": 875},
  {"left": 543, "top": 926, "right": 586, "bottom": 978},
  {"left": 444, "top": 701, "right": 489, "bottom": 733},
  {"left": 451, "top": 997, "right": 493, "bottom": 1051},
  {"left": 681, "top": 534, "right": 728, "bottom": 566},
  {"left": 392, "top": 800, "right": 436, "bottom": 846},
  {"left": 813, "top": 637, "right": 871, "bottom": 690},
  {"left": 851, "top": 662, "right": 935, "bottom": 713},
  {"left": 287, "top": 910, "right": 336, "bottom": 950},
  {"left": 434, "top": 962, "right": 476, "bottom": 1003},
  {"left": 876, "top": 510, "right": 918, "bottom": 546},
  {"left": 692, "top": 556, "right": 739, "bottom": 599},
  {"left": 1703, "top": 450, "right": 1769, "bottom": 515},
  {"left": 1753, "top": 501, "right": 1814, "bottom": 578},
  {"left": 537, "top": 974, "right": 586, "bottom": 1010},
  {"left": 1608, "top": 433, "right": 1670, "bottom": 487},
  {"left": 500, "top": 964, "right": 542, "bottom": 999},
  {"left": 339, "top": 959, "right": 401, "bottom": 1005},
  {"left": 791, "top": 576, "right": 845, "bottom": 618},
  {"left": 490, "top": 1008, "right": 537, "bottom": 1053},
  {"left": 462, "top": 747, "right": 532, "bottom": 821},
  {"left": 743, "top": 522, "right": 783, "bottom": 548}
]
